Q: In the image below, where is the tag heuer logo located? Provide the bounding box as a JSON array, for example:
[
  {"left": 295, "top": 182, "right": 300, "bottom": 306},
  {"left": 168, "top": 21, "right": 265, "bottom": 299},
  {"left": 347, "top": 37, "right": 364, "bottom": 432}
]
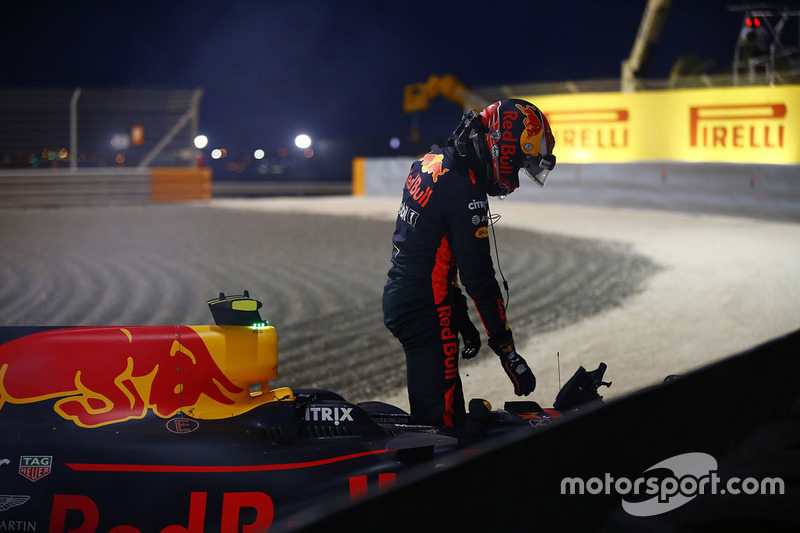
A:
[{"left": 19, "top": 456, "right": 52, "bottom": 482}]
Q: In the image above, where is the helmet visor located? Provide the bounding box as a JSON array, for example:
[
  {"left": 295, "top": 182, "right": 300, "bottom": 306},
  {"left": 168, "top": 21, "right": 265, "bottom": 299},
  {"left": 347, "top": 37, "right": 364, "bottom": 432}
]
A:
[{"left": 521, "top": 153, "right": 556, "bottom": 188}]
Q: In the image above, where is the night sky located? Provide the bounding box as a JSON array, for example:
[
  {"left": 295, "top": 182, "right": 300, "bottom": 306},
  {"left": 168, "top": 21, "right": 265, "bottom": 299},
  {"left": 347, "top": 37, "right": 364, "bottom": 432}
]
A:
[{"left": 1, "top": 0, "right": 770, "bottom": 178}]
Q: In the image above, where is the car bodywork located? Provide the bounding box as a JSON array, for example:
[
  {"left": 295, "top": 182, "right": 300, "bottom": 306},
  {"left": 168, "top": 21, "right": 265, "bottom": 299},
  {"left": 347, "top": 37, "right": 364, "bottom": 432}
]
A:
[{"left": 0, "top": 293, "right": 606, "bottom": 532}]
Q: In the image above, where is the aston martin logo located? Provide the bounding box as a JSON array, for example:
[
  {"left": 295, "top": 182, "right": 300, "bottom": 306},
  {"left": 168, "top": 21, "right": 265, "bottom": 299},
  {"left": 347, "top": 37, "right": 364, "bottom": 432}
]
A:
[{"left": 0, "top": 495, "right": 30, "bottom": 512}]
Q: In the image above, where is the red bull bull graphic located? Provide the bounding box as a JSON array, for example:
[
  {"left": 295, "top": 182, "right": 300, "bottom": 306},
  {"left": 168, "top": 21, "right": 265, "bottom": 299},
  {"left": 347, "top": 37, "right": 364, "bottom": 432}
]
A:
[
  {"left": 419, "top": 153, "right": 450, "bottom": 182},
  {"left": 0, "top": 325, "right": 284, "bottom": 428},
  {"left": 516, "top": 102, "right": 547, "bottom": 156}
]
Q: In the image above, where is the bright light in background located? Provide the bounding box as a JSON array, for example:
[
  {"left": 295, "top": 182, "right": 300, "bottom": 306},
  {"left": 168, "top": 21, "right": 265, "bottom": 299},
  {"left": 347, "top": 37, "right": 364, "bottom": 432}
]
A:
[
  {"left": 253, "top": 149, "right": 265, "bottom": 159},
  {"left": 211, "top": 148, "right": 227, "bottom": 159},
  {"left": 194, "top": 135, "right": 209, "bottom": 149},
  {"left": 389, "top": 137, "right": 401, "bottom": 149},
  {"left": 111, "top": 133, "right": 130, "bottom": 150},
  {"left": 294, "top": 134, "right": 312, "bottom": 149}
]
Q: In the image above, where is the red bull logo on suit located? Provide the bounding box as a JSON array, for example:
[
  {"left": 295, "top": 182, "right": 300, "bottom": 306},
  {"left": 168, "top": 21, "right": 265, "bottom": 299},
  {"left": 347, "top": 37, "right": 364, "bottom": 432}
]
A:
[{"left": 419, "top": 153, "right": 450, "bottom": 182}]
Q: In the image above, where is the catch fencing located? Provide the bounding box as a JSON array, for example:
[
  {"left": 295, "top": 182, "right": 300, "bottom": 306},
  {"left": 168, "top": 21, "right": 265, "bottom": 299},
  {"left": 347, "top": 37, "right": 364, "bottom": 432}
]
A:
[
  {"left": 0, "top": 87, "right": 202, "bottom": 170},
  {"left": 0, "top": 88, "right": 208, "bottom": 206}
]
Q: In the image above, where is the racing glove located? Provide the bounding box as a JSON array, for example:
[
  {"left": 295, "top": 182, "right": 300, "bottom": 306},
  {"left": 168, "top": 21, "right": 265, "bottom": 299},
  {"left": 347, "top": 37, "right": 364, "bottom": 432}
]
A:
[
  {"left": 489, "top": 335, "right": 536, "bottom": 396},
  {"left": 459, "top": 319, "right": 481, "bottom": 359},
  {"left": 449, "top": 283, "right": 481, "bottom": 359}
]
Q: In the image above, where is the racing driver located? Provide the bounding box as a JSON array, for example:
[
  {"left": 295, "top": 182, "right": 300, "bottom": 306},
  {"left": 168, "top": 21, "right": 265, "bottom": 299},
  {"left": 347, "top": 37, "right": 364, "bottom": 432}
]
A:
[{"left": 382, "top": 98, "right": 556, "bottom": 427}]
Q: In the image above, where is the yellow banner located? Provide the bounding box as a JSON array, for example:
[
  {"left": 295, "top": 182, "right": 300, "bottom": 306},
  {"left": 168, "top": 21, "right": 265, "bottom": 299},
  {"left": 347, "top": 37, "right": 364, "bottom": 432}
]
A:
[{"left": 520, "top": 85, "right": 800, "bottom": 164}]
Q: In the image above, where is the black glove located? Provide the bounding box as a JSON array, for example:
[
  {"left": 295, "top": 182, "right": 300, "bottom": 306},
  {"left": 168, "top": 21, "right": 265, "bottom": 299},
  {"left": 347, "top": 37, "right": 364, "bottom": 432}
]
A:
[
  {"left": 449, "top": 283, "right": 481, "bottom": 359},
  {"left": 489, "top": 335, "right": 536, "bottom": 396},
  {"left": 459, "top": 318, "right": 481, "bottom": 359}
]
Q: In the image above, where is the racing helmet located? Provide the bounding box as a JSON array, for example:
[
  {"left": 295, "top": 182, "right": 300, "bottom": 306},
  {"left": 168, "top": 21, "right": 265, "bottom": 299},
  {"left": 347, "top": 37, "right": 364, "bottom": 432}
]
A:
[{"left": 456, "top": 99, "right": 556, "bottom": 196}]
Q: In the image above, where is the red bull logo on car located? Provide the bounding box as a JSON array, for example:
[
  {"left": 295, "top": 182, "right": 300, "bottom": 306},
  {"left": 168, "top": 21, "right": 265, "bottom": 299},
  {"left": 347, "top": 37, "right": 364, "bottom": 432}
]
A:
[
  {"left": 50, "top": 491, "right": 275, "bottom": 533},
  {"left": 0, "top": 326, "right": 249, "bottom": 428}
]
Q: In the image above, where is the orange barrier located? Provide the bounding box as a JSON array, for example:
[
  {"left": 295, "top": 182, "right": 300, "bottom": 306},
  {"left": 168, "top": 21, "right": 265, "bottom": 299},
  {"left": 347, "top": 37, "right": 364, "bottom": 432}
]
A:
[
  {"left": 150, "top": 167, "right": 212, "bottom": 202},
  {"left": 351, "top": 157, "right": 366, "bottom": 196}
]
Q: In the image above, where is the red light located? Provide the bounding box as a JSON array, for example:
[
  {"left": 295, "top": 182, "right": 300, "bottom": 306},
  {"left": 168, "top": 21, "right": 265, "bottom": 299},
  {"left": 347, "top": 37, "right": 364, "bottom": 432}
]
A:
[
  {"left": 746, "top": 17, "right": 752, "bottom": 26},
  {"left": 754, "top": 17, "right": 760, "bottom": 27}
]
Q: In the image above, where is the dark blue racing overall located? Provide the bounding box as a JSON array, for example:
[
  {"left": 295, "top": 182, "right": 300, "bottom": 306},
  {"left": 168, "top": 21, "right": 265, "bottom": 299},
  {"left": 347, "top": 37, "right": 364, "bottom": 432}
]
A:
[{"left": 382, "top": 146, "right": 510, "bottom": 427}]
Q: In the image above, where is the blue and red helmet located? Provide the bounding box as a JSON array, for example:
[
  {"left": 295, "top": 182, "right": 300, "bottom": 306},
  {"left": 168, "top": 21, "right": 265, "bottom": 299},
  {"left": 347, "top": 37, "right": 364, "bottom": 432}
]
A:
[
  {"left": 480, "top": 99, "right": 556, "bottom": 194},
  {"left": 455, "top": 99, "right": 556, "bottom": 197}
]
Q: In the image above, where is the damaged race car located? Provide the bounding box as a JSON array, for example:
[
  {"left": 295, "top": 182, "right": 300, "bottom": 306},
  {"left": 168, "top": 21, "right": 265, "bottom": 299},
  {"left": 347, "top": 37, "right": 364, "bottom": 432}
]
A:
[{"left": 0, "top": 292, "right": 609, "bottom": 532}]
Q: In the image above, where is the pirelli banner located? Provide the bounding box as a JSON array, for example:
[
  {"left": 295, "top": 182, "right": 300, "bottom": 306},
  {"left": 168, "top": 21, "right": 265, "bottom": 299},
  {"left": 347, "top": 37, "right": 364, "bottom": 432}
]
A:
[{"left": 521, "top": 85, "right": 800, "bottom": 164}]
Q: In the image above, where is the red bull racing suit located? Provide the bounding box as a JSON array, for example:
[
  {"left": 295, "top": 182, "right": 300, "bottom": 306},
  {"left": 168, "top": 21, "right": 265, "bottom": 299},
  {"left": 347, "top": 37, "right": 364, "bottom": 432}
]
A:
[{"left": 382, "top": 146, "right": 511, "bottom": 427}]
